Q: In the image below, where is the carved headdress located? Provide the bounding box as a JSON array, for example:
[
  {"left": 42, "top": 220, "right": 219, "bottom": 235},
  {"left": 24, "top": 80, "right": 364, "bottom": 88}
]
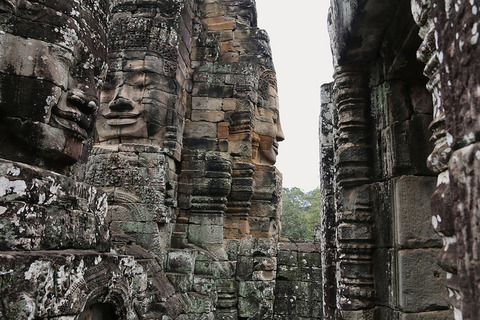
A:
[{"left": 108, "top": 0, "right": 182, "bottom": 59}]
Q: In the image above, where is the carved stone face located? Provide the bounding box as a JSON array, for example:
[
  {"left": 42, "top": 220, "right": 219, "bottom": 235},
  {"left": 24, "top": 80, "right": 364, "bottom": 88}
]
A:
[
  {"left": 253, "top": 83, "right": 285, "bottom": 165},
  {"left": 96, "top": 55, "right": 172, "bottom": 144},
  {"left": 0, "top": 0, "right": 107, "bottom": 169}
]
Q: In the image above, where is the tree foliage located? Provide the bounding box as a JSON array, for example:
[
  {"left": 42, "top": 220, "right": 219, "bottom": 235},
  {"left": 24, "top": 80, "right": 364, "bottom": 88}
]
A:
[{"left": 281, "top": 187, "right": 322, "bottom": 240}]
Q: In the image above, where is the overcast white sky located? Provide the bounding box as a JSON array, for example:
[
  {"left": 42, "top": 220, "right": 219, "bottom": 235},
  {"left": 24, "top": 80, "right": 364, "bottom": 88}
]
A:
[{"left": 255, "top": 1, "right": 333, "bottom": 191}]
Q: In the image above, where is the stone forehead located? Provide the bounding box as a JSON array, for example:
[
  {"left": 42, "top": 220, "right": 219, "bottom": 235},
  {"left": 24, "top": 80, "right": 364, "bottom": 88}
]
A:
[
  {"left": 107, "top": 51, "right": 166, "bottom": 74},
  {"left": 12, "top": 0, "right": 109, "bottom": 22},
  {"left": 4, "top": 0, "right": 108, "bottom": 51},
  {"left": 112, "top": 0, "right": 182, "bottom": 15}
]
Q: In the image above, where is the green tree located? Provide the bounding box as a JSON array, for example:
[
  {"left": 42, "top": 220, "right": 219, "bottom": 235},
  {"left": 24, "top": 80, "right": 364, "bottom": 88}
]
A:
[{"left": 281, "top": 187, "right": 322, "bottom": 240}]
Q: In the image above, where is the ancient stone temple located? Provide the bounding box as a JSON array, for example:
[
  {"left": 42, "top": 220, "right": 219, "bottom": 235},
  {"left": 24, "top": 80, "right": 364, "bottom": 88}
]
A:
[
  {"left": 4, "top": 0, "right": 479, "bottom": 319},
  {"left": 321, "top": 0, "right": 480, "bottom": 319},
  {"left": 0, "top": 0, "right": 321, "bottom": 319}
]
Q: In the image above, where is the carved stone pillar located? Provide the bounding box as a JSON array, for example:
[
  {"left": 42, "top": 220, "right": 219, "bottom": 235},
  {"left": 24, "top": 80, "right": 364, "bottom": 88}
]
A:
[
  {"left": 411, "top": 0, "right": 459, "bottom": 314},
  {"left": 250, "top": 165, "right": 282, "bottom": 240},
  {"left": 333, "top": 65, "right": 375, "bottom": 318},
  {"left": 320, "top": 83, "right": 337, "bottom": 319},
  {"left": 224, "top": 162, "right": 255, "bottom": 239},
  {"left": 185, "top": 151, "right": 232, "bottom": 246}
]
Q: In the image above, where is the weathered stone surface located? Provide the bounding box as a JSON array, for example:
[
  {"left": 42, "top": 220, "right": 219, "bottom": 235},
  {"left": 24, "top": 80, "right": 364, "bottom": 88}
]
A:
[
  {"left": 0, "top": 159, "right": 108, "bottom": 251},
  {"left": 321, "top": 0, "right": 473, "bottom": 319},
  {"left": 397, "top": 249, "right": 447, "bottom": 312},
  {"left": 0, "top": 0, "right": 336, "bottom": 319},
  {"left": 397, "top": 311, "right": 452, "bottom": 320},
  {"left": 393, "top": 176, "right": 440, "bottom": 248},
  {"left": 0, "top": 0, "right": 108, "bottom": 171}
]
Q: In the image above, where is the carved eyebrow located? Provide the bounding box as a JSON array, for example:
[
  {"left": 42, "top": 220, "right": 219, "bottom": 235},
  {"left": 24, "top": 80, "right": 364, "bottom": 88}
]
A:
[
  {"left": 49, "top": 45, "right": 75, "bottom": 66},
  {"left": 103, "top": 73, "right": 123, "bottom": 86},
  {"left": 122, "top": 71, "right": 146, "bottom": 86}
]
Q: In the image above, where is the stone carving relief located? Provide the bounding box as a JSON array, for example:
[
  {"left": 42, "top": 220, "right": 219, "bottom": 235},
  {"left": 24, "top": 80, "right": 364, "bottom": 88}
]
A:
[
  {"left": 0, "top": 0, "right": 325, "bottom": 319},
  {"left": 0, "top": 1, "right": 134, "bottom": 318},
  {"left": 85, "top": 0, "right": 186, "bottom": 275},
  {"left": 0, "top": 0, "right": 108, "bottom": 171},
  {"left": 252, "top": 66, "right": 285, "bottom": 166},
  {"left": 332, "top": 66, "right": 374, "bottom": 316},
  {"left": 411, "top": 0, "right": 459, "bottom": 315},
  {"left": 96, "top": 1, "right": 182, "bottom": 147}
]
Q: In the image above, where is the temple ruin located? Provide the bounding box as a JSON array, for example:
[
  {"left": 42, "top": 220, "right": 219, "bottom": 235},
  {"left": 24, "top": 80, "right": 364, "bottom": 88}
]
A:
[
  {"left": 0, "top": 0, "right": 479, "bottom": 319},
  {"left": 321, "top": 0, "right": 480, "bottom": 319}
]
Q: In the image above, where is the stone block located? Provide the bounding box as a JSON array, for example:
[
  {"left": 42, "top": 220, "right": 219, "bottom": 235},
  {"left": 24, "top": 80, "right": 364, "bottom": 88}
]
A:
[
  {"left": 214, "top": 310, "right": 238, "bottom": 319},
  {"left": 372, "top": 181, "right": 393, "bottom": 248},
  {"left": 182, "top": 292, "right": 212, "bottom": 314},
  {"left": 393, "top": 176, "right": 440, "bottom": 248},
  {"left": 167, "top": 272, "right": 194, "bottom": 292},
  {"left": 208, "top": 84, "right": 234, "bottom": 98},
  {"left": 228, "top": 140, "right": 251, "bottom": 157},
  {"left": 167, "top": 250, "right": 197, "bottom": 274},
  {"left": 337, "top": 222, "right": 372, "bottom": 240},
  {"left": 193, "top": 276, "right": 215, "bottom": 295},
  {"left": 249, "top": 200, "right": 276, "bottom": 218},
  {"left": 341, "top": 309, "right": 375, "bottom": 320},
  {"left": 398, "top": 310, "right": 452, "bottom": 320},
  {"left": 188, "top": 224, "right": 224, "bottom": 245},
  {"left": 217, "top": 122, "right": 230, "bottom": 139},
  {"left": 236, "top": 256, "right": 253, "bottom": 281},
  {"left": 273, "top": 297, "right": 296, "bottom": 315},
  {"left": 277, "top": 265, "right": 300, "bottom": 281},
  {"left": 222, "top": 98, "right": 236, "bottom": 111},
  {"left": 274, "top": 280, "right": 292, "bottom": 298},
  {"left": 277, "top": 250, "right": 298, "bottom": 266},
  {"left": 397, "top": 249, "right": 448, "bottom": 312},
  {"left": 373, "top": 248, "right": 394, "bottom": 308},
  {"left": 184, "top": 121, "right": 217, "bottom": 139},
  {"left": 192, "top": 97, "right": 210, "bottom": 110},
  {"left": 386, "top": 115, "right": 432, "bottom": 176},
  {"left": 191, "top": 110, "right": 225, "bottom": 122},
  {"left": 189, "top": 213, "right": 223, "bottom": 226},
  {"left": 249, "top": 216, "right": 273, "bottom": 234},
  {"left": 224, "top": 218, "right": 249, "bottom": 239},
  {"left": 253, "top": 257, "right": 276, "bottom": 271},
  {"left": 296, "top": 300, "right": 313, "bottom": 317},
  {"left": 301, "top": 267, "right": 322, "bottom": 283},
  {"left": 252, "top": 271, "right": 275, "bottom": 281},
  {"left": 238, "top": 281, "right": 274, "bottom": 318},
  {"left": 298, "top": 252, "right": 321, "bottom": 268},
  {"left": 203, "top": 17, "right": 235, "bottom": 31},
  {"left": 238, "top": 238, "right": 276, "bottom": 257},
  {"left": 408, "top": 81, "right": 432, "bottom": 115}
]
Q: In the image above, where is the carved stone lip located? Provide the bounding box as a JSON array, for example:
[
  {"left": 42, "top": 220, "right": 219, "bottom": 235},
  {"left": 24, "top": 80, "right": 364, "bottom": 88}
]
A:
[
  {"left": 50, "top": 108, "right": 89, "bottom": 139},
  {"left": 273, "top": 142, "right": 279, "bottom": 154},
  {"left": 103, "top": 111, "right": 141, "bottom": 126}
]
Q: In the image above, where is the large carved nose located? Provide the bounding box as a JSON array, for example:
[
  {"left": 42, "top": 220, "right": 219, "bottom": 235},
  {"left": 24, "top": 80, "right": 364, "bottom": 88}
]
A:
[
  {"left": 108, "top": 97, "right": 134, "bottom": 111},
  {"left": 276, "top": 119, "right": 285, "bottom": 142},
  {"left": 108, "top": 85, "right": 134, "bottom": 111}
]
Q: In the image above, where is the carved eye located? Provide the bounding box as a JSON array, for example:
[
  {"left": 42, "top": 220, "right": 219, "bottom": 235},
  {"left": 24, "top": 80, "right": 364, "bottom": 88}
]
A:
[{"left": 124, "top": 71, "right": 145, "bottom": 88}]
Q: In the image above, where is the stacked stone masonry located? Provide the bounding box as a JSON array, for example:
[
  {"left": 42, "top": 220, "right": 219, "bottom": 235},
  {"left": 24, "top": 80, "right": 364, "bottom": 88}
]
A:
[
  {"left": 0, "top": 0, "right": 315, "bottom": 319},
  {"left": 3, "top": 0, "right": 480, "bottom": 319},
  {"left": 322, "top": 0, "right": 480, "bottom": 319}
]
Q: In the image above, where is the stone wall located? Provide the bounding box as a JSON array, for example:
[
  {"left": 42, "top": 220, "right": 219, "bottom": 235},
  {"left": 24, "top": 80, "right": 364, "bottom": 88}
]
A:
[
  {"left": 0, "top": 0, "right": 322, "bottom": 319},
  {"left": 322, "top": 0, "right": 480, "bottom": 319}
]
